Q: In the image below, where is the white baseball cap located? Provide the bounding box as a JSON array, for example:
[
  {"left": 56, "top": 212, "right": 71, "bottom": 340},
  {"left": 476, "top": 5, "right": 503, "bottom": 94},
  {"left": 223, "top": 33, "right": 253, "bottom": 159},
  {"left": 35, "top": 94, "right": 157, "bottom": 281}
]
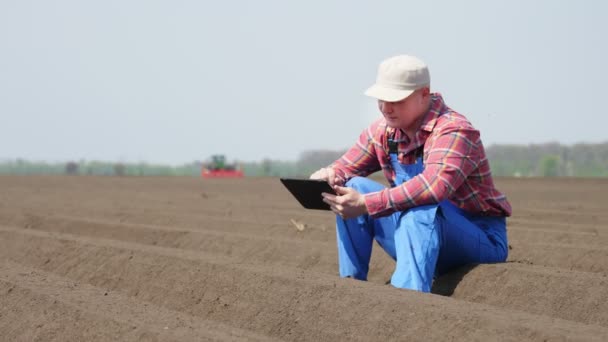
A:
[{"left": 364, "top": 55, "right": 430, "bottom": 102}]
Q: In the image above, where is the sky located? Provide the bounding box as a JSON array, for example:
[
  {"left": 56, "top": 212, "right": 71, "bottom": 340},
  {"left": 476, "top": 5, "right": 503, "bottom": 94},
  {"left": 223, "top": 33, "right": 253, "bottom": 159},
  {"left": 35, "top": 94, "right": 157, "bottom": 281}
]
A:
[{"left": 1, "top": 0, "right": 606, "bottom": 165}]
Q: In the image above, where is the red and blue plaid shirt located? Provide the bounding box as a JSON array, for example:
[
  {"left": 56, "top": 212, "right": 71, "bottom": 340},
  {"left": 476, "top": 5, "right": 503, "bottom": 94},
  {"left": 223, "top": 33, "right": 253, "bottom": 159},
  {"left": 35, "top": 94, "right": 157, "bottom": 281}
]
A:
[{"left": 331, "top": 93, "right": 512, "bottom": 218}]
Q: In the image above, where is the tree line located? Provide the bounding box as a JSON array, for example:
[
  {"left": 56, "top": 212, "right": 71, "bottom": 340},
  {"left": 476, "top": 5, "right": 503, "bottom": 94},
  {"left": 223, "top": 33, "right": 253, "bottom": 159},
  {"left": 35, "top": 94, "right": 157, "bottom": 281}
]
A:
[
  {"left": 0, "top": 159, "right": 201, "bottom": 177},
  {"left": 244, "top": 142, "right": 608, "bottom": 178},
  {"left": 1, "top": 142, "right": 607, "bottom": 177}
]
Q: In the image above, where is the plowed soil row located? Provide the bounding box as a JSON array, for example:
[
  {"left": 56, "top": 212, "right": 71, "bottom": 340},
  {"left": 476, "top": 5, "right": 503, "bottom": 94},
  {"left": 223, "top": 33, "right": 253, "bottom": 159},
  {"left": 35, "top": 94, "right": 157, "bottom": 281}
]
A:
[{"left": 1, "top": 176, "right": 607, "bottom": 341}]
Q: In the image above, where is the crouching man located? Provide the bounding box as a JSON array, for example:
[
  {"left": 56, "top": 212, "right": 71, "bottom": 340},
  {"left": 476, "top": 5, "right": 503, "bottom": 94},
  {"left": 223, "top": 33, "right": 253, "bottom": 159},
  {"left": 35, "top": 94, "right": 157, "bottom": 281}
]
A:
[{"left": 311, "top": 55, "right": 512, "bottom": 292}]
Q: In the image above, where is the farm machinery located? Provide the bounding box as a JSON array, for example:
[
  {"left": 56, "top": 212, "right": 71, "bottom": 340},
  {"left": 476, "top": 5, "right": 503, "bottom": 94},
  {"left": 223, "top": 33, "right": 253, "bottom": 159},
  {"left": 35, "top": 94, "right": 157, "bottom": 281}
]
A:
[{"left": 201, "top": 155, "right": 244, "bottom": 178}]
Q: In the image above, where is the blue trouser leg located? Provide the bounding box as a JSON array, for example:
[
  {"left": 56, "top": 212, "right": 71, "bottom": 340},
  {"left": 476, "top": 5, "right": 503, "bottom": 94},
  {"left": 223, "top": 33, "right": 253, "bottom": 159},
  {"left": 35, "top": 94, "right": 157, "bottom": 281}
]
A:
[
  {"left": 336, "top": 177, "right": 397, "bottom": 280},
  {"left": 337, "top": 177, "right": 439, "bottom": 291},
  {"left": 336, "top": 177, "right": 508, "bottom": 292},
  {"left": 435, "top": 202, "right": 508, "bottom": 275},
  {"left": 390, "top": 205, "right": 440, "bottom": 292}
]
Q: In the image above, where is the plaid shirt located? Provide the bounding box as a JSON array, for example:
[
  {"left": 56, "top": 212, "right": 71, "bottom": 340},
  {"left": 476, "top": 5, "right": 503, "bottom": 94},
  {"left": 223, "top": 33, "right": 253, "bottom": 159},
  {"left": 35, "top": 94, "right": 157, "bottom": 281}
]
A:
[{"left": 331, "top": 93, "right": 512, "bottom": 218}]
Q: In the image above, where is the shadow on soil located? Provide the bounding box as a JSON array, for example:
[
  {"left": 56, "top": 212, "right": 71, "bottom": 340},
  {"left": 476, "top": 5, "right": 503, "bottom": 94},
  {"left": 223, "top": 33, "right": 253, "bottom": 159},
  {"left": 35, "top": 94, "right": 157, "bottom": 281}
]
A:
[{"left": 431, "top": 264, "right": 478, "bottom": 296}]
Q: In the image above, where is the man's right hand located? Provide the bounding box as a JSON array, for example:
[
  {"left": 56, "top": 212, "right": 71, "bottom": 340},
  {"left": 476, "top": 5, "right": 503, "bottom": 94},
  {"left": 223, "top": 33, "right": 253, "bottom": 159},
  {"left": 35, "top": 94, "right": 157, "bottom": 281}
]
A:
[{"left": 309, "top": 167, "right": 341, "bottom": 187}]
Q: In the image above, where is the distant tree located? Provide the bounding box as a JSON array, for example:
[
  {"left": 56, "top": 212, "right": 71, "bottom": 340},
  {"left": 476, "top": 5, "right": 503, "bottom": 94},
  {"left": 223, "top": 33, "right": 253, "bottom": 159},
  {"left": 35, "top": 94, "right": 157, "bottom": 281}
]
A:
[
  {"left": 114, "top": 163, "right": 126, "bottom": 176},
  {"left": 65, "top": 162, "right": 79, "bottom": 175},
  {"left": 538, "top": 155, "right": 560, "bottom": 177},
  {"left": 262, "top": 158, "right": 272, "bottom": 176}
]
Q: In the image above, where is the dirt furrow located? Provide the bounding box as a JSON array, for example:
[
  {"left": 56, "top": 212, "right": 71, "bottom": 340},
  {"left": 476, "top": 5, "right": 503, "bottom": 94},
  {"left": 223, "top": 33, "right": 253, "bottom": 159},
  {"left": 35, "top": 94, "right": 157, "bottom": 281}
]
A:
[
  {"left": 7, "top": 210, "right": 608, "bottom": 277},
  {"left": 433, "top": 262, "right": 608, "bottom": 327},
  {"left": 2, "top": 176, "right": 608, "bottom": 341},
  {"left": 508, "top": 218, "right": 606, "bottom": 234},
  {"left": 509, "top": 242, "right": 608, "bottom": 273},
  {"left": 0, "top": 260, "right": 280, "bottom": 342},
  {"left": 1, "top": 225, "right": 608, "bottom": 341},
  {"left": 0, "top": 280, "right": 143, "bottom": 342},
  {"left": 0, "top": 206, "right": 334, "bottom": 241},
  {"left": 0, "top": 216, "right": 338, "bottom": 275}
]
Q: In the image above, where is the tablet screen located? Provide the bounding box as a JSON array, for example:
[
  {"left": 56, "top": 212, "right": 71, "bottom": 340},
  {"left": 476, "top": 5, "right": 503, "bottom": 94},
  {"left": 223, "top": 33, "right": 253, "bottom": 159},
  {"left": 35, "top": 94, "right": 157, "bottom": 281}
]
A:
[{"left": 280, "top": 178, "right": 336, "bottom": 210}]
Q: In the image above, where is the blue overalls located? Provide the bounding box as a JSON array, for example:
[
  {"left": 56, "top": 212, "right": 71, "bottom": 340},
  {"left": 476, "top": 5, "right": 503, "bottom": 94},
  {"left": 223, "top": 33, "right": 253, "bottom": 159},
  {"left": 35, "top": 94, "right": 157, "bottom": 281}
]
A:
[{"left": 336, "top": 150, "right": 508, "bottom": 292}]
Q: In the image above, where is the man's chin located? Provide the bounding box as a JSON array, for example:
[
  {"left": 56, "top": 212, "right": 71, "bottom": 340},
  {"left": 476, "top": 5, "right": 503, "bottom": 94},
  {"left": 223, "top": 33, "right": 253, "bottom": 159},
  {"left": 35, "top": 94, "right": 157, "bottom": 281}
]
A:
[{"left": 384, "top": 120, "right": 401, "bottom": 129}]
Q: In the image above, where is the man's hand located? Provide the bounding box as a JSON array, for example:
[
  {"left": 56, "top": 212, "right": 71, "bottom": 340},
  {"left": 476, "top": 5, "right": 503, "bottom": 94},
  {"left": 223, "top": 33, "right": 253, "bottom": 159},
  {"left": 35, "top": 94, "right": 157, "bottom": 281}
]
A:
[
  {"left": 309, "top": 167, "right": 342, "bottom": 187},
  {"left": 322, "top": 186, "right": 368, "bottom": 219}
]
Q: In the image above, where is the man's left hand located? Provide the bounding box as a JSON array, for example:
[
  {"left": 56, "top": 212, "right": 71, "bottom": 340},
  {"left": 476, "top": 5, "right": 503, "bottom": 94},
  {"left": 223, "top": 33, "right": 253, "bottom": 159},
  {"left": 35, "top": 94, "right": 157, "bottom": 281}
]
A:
[{"left": 322, "top": 186, "right": 368, "bottom": 219}]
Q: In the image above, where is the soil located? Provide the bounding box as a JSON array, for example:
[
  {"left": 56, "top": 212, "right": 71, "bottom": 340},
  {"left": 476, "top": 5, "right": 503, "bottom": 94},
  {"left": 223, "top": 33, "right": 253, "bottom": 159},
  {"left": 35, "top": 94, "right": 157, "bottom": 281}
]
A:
[{"left": 1, "top": 175, "right": 607, "bottom": 341}]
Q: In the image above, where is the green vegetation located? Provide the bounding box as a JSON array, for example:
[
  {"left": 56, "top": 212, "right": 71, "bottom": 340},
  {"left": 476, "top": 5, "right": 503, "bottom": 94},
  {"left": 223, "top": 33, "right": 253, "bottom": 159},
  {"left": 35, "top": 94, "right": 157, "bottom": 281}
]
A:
[
  {"left": 0, "top": 159, "right": 201, "bottom": 177},
  {"left": 485, "top": 142, "right": 608, "bottom": 177},
  {"left": 1, "top": 142, "right": 607, "bottom": 177},
  {"left": 538, "top": 155, "right": 560, "bottom": 177}
]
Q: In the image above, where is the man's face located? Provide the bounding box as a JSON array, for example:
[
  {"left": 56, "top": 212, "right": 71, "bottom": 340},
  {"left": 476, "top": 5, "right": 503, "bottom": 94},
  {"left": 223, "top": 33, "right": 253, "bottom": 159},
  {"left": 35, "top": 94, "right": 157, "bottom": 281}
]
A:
[{"left": 378, "top": 88, "right": 430, "bottom": 131}]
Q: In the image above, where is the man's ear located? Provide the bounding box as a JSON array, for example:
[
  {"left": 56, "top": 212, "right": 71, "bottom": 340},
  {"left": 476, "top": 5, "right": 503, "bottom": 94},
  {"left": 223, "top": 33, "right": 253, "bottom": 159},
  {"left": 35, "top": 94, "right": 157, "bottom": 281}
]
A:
[
  {"left": 421, "top": 86, "right": 431, "bottom": 97},
  {"left": 416, "top": 87, "right": 431, "bottom": 106}
]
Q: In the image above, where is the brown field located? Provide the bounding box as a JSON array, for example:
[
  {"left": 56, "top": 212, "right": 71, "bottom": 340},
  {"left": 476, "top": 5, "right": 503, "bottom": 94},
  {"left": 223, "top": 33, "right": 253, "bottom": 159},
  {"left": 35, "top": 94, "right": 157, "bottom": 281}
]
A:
[{"left": 1, "top": 175, "right": 607, "bottom": 341}]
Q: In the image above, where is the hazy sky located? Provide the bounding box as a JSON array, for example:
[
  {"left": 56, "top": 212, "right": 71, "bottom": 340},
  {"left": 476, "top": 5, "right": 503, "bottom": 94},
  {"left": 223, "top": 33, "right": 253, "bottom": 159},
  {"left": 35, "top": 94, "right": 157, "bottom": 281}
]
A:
[{"left": 1, "top": 0, "right": 606, "bottom": 164}]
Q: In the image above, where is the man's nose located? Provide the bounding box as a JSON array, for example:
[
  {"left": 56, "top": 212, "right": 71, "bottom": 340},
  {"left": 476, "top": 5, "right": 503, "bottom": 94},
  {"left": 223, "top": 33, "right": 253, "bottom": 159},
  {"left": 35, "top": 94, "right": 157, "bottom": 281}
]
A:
[{"left": 380, "top": 101, "right": 393, "bottom": 113}]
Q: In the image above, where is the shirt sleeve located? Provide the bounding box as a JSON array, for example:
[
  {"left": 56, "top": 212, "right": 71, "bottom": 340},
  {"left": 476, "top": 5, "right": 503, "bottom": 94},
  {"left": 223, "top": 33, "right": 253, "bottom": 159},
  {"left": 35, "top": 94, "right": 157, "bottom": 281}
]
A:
[
  {"left": 330, "top": 122, "right": 382, "bottom": 183},
  {"left": 363, "top": 125, "right": 481, "bottom": 218}
]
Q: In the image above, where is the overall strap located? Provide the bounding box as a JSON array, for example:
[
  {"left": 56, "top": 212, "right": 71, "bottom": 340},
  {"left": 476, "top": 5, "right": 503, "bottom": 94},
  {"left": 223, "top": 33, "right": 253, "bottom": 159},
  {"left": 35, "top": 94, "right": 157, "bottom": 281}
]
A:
[
  {"left": 386, "top": 126, "right": 424, "bottom": 162},
  {"left": 386, "top": 127, "right": 398, "bottom": 154}
]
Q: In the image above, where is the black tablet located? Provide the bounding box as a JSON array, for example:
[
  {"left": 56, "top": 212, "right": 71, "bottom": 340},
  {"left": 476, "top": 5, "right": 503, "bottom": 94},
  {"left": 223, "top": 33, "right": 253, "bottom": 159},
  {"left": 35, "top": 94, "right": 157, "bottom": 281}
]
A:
[{"left": 280, "top": 178, "right": 336, "bottom": 210}]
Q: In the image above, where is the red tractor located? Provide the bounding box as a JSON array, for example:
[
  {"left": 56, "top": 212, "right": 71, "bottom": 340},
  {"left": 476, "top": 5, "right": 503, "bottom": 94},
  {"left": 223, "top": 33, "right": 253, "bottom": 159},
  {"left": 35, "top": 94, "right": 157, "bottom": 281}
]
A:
[{"left": 201, "top": 155, "right": 244, "bottom": 178}]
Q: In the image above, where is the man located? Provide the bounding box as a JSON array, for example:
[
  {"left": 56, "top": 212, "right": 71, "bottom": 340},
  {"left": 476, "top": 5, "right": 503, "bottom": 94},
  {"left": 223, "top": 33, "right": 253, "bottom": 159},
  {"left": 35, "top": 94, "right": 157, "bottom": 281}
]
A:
[{"left": 310, "top": 55, "right": 512, "bottom": 292}]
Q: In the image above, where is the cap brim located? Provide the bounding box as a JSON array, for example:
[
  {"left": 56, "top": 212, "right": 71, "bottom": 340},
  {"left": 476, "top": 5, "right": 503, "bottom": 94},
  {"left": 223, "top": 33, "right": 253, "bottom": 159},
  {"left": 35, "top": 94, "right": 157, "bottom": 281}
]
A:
[{"left": 364, "top": 84, "right": 414, "bottom": 102}]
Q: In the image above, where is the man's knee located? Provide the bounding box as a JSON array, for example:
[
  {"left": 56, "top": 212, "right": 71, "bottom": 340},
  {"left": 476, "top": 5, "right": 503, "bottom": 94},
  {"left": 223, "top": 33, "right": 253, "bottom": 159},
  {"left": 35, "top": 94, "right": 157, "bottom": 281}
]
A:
[
  {"left": 345, "top": 176, "right": 367, "bottom": 189},
  {"left": 399, "top": 204, "right": 440, "bottom": 228},
  {"left": 345, "top": 177, "right": 384, "bottom": 195}
]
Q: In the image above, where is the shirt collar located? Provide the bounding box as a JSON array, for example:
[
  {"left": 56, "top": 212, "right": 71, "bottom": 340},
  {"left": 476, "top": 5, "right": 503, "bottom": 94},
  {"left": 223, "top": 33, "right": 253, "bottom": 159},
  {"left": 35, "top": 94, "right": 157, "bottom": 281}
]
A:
[{"left": 420, "top": 93, "right": 445, "bottom": 133}]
